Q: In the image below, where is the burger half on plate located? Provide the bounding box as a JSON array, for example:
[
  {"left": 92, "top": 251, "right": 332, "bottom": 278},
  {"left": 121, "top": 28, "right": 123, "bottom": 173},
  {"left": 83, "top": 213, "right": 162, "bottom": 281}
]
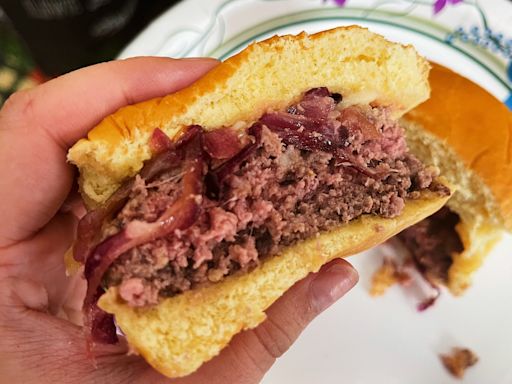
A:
[
  {"left": 396, "top": 63, "right": 512, "bottom": 295},
  {"left": 67, "top": 27, "right": 452, "bottom": 377}
]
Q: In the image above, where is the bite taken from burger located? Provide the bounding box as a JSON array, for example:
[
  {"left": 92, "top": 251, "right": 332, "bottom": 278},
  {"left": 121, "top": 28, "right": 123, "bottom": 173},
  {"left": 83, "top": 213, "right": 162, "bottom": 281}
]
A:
[
  {"left": 397, "top": 63, "right": 512, "bottom": 296},
  {"left": 67, "top": 26, "right": 453, "bottom": 378}
]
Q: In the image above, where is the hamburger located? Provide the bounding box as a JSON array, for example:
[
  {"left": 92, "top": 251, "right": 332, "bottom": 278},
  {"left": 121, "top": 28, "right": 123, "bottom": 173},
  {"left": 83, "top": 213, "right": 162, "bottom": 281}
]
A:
[
  {"left": 397, "top": 63, "right": 512, "bottom": 295},
  {"left": 67, "top": 26, "right": 452, "bottom": 377}
]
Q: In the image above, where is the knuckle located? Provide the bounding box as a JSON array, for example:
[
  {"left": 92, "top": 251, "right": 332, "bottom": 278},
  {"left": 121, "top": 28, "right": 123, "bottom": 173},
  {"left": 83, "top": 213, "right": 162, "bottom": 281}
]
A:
[
  {"left": 1, "top": 88, "right": 36, "bottom": 121},
  {"left": 216, "top": 335, "right": 270, "bottom": 382},
  {"left": 253, "top": 315, "right": 296, "bottom": 359}
]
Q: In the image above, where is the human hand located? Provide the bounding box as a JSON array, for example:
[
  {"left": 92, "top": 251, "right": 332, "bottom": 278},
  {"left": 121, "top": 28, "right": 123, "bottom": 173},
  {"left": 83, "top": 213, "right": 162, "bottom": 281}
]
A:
[{"left": 0, "top": 57, "right": 358, "bottom": 384}]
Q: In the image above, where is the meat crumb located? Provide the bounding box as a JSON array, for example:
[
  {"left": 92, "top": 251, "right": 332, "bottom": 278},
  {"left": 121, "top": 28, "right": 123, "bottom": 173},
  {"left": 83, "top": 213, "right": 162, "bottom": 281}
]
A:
[
  {"left": 440, "top": 347, "right": 479, "bottom": 379},
  {"left": 119, "top": 277, "right": 158, "bottom": 307},
  {"left": 370, "top": 258, "right": 411, "bottom": 296}
]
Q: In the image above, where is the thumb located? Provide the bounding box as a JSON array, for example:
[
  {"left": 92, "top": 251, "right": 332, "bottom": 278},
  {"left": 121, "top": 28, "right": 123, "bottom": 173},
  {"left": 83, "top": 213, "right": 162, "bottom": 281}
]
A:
[
  {"left": 167, "top": 258, "right": 358, "bottom": 384},
  {"left": 0, "top": 277, "right": 146, "bottom": 383}
]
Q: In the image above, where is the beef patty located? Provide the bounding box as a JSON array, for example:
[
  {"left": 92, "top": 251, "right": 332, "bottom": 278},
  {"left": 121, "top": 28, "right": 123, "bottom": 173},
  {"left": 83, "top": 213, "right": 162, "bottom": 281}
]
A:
[
  {"left": 397, "top": 206, "right": 463, "bottom": 283},
  {"left": 85, "top": 88, "right": 448, "bottom": 307}
]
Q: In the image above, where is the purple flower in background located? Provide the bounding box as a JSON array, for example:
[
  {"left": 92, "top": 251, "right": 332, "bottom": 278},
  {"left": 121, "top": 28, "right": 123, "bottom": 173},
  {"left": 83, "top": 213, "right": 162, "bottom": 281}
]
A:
[
  {"left": 434, "top": 0, "right": 463, "bottom": 14},
  {"left": 334, "top": 0, "right": 347, "bottom": 5}
]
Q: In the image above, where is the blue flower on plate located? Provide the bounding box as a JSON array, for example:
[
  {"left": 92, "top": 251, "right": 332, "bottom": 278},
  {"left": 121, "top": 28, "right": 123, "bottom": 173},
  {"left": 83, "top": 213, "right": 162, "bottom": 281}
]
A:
[{"left": 434, "top": 0, "right": 463, "bottom": 14}]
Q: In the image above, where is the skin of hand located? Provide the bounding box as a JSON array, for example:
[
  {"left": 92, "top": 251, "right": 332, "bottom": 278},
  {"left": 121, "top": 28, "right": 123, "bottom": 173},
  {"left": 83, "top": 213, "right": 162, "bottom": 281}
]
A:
[{"left": 0, "top": 57, "right": 359, "bottom": 384}]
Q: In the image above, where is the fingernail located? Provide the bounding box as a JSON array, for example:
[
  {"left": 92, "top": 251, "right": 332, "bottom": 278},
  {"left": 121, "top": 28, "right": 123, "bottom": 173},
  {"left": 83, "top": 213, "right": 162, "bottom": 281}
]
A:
[{"left": 310, "top": 261, "right": 358, "bottom": 312}]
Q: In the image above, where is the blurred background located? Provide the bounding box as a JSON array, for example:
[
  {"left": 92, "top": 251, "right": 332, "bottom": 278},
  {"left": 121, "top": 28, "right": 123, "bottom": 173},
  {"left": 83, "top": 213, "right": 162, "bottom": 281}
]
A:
[
  {"left": 1, "top": 0, "right": 510, "bottom": 108},
  {"left": 0, "top": 0, "right": 177, "bottom": 106}
]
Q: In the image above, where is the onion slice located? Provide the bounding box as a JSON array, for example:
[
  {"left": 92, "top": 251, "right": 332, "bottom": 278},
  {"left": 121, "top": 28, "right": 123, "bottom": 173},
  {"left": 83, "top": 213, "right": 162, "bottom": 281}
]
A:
[
  {"left": 83, "top": 127, "right": 205, "bottom": 345},
  {"left": 149, "top": 128, "right": 174, "bottom": 154},
  {"left": 204, "top": 127, "right": 243, "bottom": 160},
  {"left": 216, "top": 123, "right": 262, "bottom": 181},
  {"left": 73, "top": 182, "right": 133, "bottom": 263}
]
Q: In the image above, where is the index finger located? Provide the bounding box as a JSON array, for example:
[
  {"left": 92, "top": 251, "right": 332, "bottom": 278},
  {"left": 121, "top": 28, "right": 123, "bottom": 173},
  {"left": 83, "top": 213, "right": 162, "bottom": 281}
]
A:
[{"left": 0, "top": 57, "right": 219, "bottom": 247}]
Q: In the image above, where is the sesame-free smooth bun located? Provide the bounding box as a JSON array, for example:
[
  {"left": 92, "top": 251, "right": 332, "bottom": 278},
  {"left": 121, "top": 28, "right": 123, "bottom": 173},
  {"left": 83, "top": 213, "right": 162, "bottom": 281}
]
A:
[
  {"left": 403, "top": 63, "right": 512, "bottom": 294},
  {"left": 68, "top": 26, "right": 430, "bottom": 205},
  {"left": 68, "top": 26, "right": 450, "bottom": 378}
]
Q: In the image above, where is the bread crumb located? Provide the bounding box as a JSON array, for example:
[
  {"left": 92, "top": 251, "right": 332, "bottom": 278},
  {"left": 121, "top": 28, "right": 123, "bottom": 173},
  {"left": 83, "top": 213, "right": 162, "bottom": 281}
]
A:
[
  {"left": 440, "top": 347, "right": 478, "bottom": 379},
  {"left": 370, "top": 259, "right": 411, "bottom": 296},
  {"left": 370, "top": 261, "right": 396, "bottom": 296}
]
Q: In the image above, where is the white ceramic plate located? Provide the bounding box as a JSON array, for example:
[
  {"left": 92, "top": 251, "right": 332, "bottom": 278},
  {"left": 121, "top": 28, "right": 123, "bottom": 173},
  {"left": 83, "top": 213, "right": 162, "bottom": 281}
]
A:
[{"left": 121, "top": 1, "right": 512, "bottom": 383}]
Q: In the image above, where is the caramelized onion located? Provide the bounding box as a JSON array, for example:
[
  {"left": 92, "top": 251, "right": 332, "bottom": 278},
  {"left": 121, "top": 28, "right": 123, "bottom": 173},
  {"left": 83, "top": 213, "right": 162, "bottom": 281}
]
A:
[
  {"left": 139, "top": 150, "right": 181, "bottom": 181},
  {"left": 75, "top": 128, "right": 202, "bottom": 264},
  {"left": 149, "top": 128, "right": 174, "bottom": 154},
  {"left": 204, "top": 127, "right": 243, "bottom": 160},
  {"left": 304, "top": 87, "right": 330, "bottom": 98},
  {"left": 84, "top": 128, "right": 205, "bottom": 345},
  {"left": 299, "top": 88, "right": 335, "bottom": 118},
  {"left": 87, "top": 288, "right": 118, "bottom": 346},
  {"left": 261, "top": 96, "right": 387, "bottom": 180},
  {"left": 339, "top": 106, "right": 382, "bottom": 141},
  {"left": 260, "top": 112, "right": 340, "bottom": 151},
  {"left": 73, "top": 182, "right": 132, "bottom": 263},
  {"left": 213, "top": 123, "right": 262, "bottom": 182},
  {"left": 417, "top": 284, "right": 441, "bottom": 311}
]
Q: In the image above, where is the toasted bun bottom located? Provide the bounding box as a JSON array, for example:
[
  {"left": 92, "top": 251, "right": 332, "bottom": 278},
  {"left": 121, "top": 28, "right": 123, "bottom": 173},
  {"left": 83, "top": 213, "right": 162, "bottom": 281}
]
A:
[
  {"left": 98, "top": 189, "right": 450, "bottom": 378},
  {"left": 403, "top": 120, "right": 503, "bottom": 294}
]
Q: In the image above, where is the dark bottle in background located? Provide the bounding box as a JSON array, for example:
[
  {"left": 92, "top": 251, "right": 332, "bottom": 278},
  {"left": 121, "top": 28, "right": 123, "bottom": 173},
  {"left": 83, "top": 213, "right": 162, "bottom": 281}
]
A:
[{"left": 0, "top": 0, "right": 176, "bottom": 77}]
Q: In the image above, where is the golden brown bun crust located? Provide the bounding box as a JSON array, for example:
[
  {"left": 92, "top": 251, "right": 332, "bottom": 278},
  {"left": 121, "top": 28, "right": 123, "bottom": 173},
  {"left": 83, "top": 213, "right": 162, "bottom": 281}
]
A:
[
  {"left": 99, "top": 189, "right": 451, "bottom": 378},
  {"left": 406, "top": 62, "right": 512, "bottom": 230},
  {"left": 68, "top": 26, "right": 430, "bottom": 205}
]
